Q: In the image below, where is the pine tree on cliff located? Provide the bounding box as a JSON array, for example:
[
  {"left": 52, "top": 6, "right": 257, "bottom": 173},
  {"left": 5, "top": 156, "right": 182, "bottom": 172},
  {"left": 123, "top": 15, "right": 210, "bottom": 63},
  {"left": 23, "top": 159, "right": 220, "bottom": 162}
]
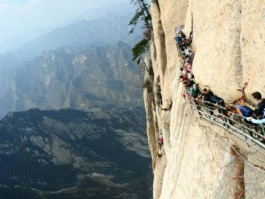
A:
[
  {"left": 129, "top": 0, "right": 152, "bottom": 34},
  {"left": 129, "top": 0, "right": 152, "bottom": 64}
]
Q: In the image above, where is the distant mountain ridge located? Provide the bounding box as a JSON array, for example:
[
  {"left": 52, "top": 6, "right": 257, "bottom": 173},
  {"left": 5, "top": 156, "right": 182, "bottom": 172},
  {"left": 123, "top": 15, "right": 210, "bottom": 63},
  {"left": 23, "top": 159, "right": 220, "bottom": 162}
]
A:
[
  {"left": 0, "top": 12, "right": 143, "bottom": 118},
  {"left": 0, "top": 41, "right": 142, "bottom": 118},
  {"left": 13, "top": 13, "right": 141, "bottom": 60},
  {"left": 0, "top": 5, "right": 150, "bottom": 199},
  {"left": 0, "top": 1, "right": 135, "bottom": 54}
]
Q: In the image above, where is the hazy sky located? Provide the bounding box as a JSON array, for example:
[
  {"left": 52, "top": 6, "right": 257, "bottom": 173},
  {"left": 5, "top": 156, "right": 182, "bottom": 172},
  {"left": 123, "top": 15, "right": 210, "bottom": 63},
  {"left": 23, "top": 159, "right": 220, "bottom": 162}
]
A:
[{"left": 0, "top": 0, "right": 128, "bottom": 52}]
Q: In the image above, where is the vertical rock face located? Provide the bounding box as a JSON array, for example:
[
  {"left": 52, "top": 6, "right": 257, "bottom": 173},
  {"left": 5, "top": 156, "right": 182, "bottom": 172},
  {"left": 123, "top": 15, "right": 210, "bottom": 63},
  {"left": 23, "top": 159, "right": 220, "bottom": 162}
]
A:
[{"left": 144, "top": 0, "right": 265, "bottom": 198}]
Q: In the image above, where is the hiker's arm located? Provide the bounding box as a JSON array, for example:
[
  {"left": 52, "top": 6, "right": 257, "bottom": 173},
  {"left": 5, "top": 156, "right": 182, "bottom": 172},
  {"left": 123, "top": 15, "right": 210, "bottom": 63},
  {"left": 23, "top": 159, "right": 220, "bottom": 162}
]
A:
[
  {"left": 249, "top": 118, "right": 265, "bottom": 124},
  {"left": 236, "top": 108, "right": 243, "bottom": 116}
]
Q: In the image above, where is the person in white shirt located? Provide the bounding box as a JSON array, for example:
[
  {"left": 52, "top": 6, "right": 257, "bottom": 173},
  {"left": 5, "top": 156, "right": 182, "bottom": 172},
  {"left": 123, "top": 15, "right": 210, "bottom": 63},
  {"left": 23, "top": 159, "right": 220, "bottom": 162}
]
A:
[{"left": 246, "top": 109, "right": 265, "bottom": 124}]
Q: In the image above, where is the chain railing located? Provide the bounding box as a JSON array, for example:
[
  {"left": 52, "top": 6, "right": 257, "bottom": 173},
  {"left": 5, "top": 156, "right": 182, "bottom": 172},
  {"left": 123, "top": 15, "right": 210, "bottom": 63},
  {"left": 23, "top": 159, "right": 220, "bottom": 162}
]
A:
[
  {"left": 173, "top": 33, "right": 265, "bottom": 155},
  {"left": 183, "top": 88, "right": 265, "bottom": 155}
]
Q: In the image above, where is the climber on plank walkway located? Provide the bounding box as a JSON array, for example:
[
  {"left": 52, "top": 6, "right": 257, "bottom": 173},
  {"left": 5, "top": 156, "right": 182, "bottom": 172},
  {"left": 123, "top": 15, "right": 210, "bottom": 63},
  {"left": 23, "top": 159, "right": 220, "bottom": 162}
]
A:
[{"left": 173, "top": 24, "right": 265, "bottom": 153}]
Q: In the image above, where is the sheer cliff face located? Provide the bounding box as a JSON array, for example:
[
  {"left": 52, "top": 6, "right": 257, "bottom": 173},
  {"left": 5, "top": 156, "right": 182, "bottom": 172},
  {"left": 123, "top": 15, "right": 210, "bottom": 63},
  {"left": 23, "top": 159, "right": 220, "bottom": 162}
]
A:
[
  {"left": 191, "top": 0, "right": 265, "bottom": 100},
  {"left": 144, "top": 0, "right": 265, "bottom": 199}
]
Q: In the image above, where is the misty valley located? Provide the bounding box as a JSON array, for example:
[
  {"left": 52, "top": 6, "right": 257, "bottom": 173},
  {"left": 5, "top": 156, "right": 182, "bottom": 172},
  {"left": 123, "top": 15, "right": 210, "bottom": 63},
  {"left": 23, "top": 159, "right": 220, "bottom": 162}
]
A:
[{"left": 0, "top": 2, "right": 151, "bottom": 199}]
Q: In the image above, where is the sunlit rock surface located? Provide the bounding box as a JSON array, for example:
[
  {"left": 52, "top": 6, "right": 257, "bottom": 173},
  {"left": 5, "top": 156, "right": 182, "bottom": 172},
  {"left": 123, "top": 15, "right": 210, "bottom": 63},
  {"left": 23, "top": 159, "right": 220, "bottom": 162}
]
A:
[{"left": 144, "top": 0, "right": 265, "bottom": 198}]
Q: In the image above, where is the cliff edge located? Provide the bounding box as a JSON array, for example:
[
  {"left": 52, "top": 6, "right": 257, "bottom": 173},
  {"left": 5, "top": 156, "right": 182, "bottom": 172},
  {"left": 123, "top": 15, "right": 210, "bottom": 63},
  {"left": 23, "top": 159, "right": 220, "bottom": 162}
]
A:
[{"left": 143, "top": 0, "right": 265, "bottom": 198}]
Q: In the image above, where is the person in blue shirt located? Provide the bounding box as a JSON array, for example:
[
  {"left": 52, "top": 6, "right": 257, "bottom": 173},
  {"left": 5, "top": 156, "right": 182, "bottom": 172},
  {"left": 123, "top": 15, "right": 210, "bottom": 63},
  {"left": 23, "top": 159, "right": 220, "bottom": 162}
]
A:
[
  {"left": 226, "top": 105, "right": 253, "bottom": 124},
  {"left": 226, "top": 105, "right": 253, "bottom": 117}
]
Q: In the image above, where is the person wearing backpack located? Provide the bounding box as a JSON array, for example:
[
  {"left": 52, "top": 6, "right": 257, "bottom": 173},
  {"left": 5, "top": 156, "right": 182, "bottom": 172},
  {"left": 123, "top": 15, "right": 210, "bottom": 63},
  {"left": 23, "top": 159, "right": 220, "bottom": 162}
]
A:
[
  {"left": 209, "top": 95, "right": 226, "bottom": 114},
  {"left": 200, "top": 88, "right": 215, "bottom": 118}
]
